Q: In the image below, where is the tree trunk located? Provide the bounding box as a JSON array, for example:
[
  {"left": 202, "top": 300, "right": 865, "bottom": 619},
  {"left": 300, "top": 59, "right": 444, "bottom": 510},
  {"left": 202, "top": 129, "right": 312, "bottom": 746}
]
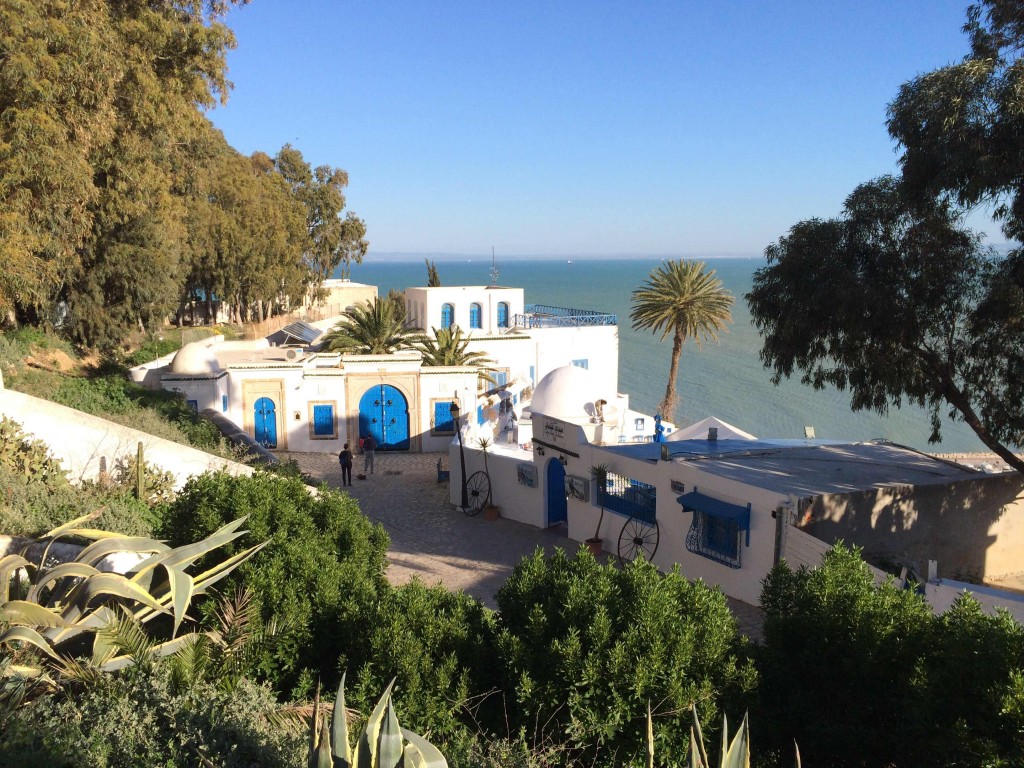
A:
[{"left": 658, "top": 330, "right": 684, "bottom": 423}]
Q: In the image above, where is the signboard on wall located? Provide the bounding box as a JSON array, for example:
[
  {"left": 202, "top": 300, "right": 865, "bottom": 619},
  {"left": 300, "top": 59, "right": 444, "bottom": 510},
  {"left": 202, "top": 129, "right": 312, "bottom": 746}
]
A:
[
  {"left": 565, "top": 475, "right": 589, "bottom": 502},
  {"left": 517, "top": 463, "right": 538, "bottom": 488}
]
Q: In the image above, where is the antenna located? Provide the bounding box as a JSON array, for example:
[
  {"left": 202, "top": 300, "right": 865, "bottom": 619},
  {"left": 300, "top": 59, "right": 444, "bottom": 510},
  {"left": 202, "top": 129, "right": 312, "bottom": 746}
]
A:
[{"left": 489, "top": 246, "right": 499, "bottom": 286}]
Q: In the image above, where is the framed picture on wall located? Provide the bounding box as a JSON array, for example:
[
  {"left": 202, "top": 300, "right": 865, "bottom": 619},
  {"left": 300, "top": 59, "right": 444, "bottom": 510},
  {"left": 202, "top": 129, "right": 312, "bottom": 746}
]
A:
[
  {"left": 517, "top": 463, "right": 537, "bottom": 488},
  {"left": 565, "top": 475, "right": 589, "bottom": 503}
]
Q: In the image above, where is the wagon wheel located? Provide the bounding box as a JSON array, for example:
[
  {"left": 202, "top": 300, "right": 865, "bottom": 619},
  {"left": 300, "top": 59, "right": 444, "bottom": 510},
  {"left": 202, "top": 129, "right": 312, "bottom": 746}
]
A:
[
  {"left": 464, "top": 471, "right": 490, "bottom": 516},
  {"left": 618, "top": 517, "right": 659, "bottom": 565}
]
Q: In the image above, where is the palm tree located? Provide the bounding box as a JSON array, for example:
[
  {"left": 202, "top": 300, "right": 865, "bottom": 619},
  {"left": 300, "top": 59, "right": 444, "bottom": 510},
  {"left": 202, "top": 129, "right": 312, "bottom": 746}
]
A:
[
  {"left": 412, "top": 325, "right": 492, "bottom": 367},
  {"left": 630, "top": 260, "right": 733, "bottom": 423},
  {"left": 321, "top": 295, "right": 410, "bottom": 354}
]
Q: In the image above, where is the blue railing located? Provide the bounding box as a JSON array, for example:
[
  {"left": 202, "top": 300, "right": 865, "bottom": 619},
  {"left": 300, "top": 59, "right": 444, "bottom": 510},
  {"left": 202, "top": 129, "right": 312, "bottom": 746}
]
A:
[{"left": 512, "top": 304, "right": 618, "bottom": 329}]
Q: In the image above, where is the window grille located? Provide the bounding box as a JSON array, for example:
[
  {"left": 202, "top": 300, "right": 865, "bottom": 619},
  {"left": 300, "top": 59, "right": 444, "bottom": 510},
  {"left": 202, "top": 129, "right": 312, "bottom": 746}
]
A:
[
  {"left": 599, "top": 472, "right": 656, "bottom": 524},
  {"left": 470, "top": 303, "right": 482, "bottom": 329},
  {"left": 679, "top": 489, "right": 750, "bottom": 569},
  {"left": 312, "top": 404, "right": 335, "bottom": 437},
  {"left": 441, "top": 303, "right": 454, "bottom": 329}
]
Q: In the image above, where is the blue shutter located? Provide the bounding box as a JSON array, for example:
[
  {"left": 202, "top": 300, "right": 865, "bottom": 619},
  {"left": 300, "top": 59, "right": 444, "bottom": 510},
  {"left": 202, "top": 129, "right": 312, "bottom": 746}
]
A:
[
  {"left": 476, "top": 405, "right": 484, "bottom": 425},
  {"left": 187, "top": 399, "right": 198, "bottom": 413},
  {"left": 470, "top": 303, "right": 482, "bottom": 329},
  {"left": 496, "top": 371, "right": 508, "bottom": 386},
  {"left": 221, "top": 394, "right": 228, "bottom": 412},
  {"left": 441, "top": 303, "right": 454, "bottom": 329},
  {"left": 312, "top": 404, "right": 334, "bottom": 436},
  {"left": 572, "top": 359, "right": 589, "bottom": 369},
  {"left": 497, "top": 302, "right": 509, "bottom": 328},
  {"left": 529, "top": 365, "right": 535, "bottom": 384},
  {"left": 434, "top": 402, "right": 454, "bottom": 433}
]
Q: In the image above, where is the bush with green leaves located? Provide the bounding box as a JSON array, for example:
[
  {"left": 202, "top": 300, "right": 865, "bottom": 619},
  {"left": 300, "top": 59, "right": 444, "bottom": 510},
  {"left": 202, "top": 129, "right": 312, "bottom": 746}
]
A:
[
  {"left": 493, "top": 548, "right": 756, "bottom": 767},
  {"left": 160, "top": 471, "right": 390, "bottom": 698},
  {"left": 0, "top": 665, "right": 304, "bottom": 768},
  {"left": 347, "top": 578, "right": 498, "bottom": 753},
  {"left": 758, "top": 543, "right": 1024, "bottom": 767}
]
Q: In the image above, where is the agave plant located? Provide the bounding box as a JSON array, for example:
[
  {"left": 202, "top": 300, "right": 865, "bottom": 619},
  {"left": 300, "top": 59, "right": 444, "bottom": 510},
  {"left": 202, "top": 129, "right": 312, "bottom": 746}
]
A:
[
  {"left": 308, "top": 673, "right": 447, "bottom": 768},
  {"left": 0, "top": 512, "right": 265, "bottom": 677}
]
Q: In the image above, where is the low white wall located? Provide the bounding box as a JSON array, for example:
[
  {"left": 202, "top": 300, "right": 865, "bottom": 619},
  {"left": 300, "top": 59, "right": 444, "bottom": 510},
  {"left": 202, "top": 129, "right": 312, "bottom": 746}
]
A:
[
  {"left": 0, "top": 388, "right": 253, "bottom": 490},
  {"left": 925, "top": 578, "right": 1024, "bottom": 624}
]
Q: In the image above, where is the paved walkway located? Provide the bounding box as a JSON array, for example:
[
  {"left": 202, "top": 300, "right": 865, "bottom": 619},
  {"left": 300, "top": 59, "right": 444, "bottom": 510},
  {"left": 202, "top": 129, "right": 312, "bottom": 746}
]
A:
[{"left": 284, "top": 450, "right": 763, "bottom": 640}]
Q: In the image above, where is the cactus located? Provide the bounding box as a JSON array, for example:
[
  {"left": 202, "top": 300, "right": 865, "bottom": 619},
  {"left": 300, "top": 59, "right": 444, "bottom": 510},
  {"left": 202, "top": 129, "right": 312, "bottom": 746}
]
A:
[{"left": 308, "top": 673, "right": 448, "bottom": 768}]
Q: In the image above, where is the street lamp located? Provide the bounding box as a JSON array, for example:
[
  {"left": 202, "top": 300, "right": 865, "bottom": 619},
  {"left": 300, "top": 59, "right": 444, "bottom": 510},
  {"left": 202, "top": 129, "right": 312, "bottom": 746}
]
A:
[{"left": 450, "top": 398, "right": 468, "bottom": 510}]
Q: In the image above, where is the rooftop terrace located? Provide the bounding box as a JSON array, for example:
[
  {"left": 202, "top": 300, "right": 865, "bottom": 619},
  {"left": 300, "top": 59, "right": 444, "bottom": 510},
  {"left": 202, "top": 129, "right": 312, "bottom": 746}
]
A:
[{"left": 514, "top": 304, "right": 617, "bottom": 329}]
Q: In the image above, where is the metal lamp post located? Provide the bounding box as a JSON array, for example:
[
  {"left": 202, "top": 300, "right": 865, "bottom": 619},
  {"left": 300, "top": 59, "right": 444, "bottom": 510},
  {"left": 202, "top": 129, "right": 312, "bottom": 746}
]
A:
[{"left": 450, "top": 398, "right": 468, "bottom": 510}]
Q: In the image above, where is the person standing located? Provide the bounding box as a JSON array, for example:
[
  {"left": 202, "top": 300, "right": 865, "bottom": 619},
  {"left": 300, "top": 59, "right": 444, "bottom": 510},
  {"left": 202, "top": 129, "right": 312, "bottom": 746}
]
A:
[
  {"left": 362, "top": 434, "right": 376, "bottom": 474},
  {"left": 338, "top": 443, "right": 353, "bottom": 486}
]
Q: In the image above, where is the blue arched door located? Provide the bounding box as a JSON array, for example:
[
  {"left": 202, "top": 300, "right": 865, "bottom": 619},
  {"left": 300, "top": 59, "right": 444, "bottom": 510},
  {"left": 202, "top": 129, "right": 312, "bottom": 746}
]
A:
[
  {"left": 253, "top": 397, "right": 278, "bottom": 448},
  {"left": 546, "top": 458, "right": 567, "bottom": 526},
  {"left": 358, "top": 384, "right": 410, "bottom": 450}
]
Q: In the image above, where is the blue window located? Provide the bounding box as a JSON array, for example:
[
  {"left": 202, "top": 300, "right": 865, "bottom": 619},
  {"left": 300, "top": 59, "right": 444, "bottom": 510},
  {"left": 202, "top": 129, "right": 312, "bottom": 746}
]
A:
[
  {"left": 495, "top": 370, "right": 508, "bottom": 387},
  {"left": 441, "top": 303, "right": 454, "bottom": 329},
  {"left": 476, "top": 405, "right": 484, "bottom": 425},
  {"left": 572, "top": 359, "right": 589, "bottom": 369},
  {"left": 221, "top": 394, "right": 228, "bottom": 412},
  {"left": 599, "top": 472, "right": 657, "bottom": 523},
  {"left": 469, "top": 303, "right": 482, "bottom": 329},
  {"left": 497, "top": 302, "right": 510, "bottom": 329},
  {"left": 312, "top": 404, "right": 335, "bottom": 437},
  {"left": 679, "top": 490, "right": 751, "bottom": 569},
  {"left": 433, "top": 401, "right": 455, "bottom": 434},
  {"left": 187, "top": 399, "right": 198, "bottom": 413},
  {"left": 529, "top": 365, "right": 535, "bottom": 385}
]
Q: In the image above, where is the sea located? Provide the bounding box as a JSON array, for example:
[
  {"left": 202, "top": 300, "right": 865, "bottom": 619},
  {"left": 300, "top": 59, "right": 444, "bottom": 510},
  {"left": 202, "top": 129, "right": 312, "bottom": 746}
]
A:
[{"left": 341, "top": 257, "right": 991, "bottom": 454}]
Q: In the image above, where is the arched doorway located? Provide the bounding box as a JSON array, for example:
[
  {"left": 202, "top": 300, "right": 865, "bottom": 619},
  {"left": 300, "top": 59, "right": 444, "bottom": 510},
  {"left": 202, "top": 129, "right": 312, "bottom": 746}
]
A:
[
  {"left": 253, "top": 397, "right": 278, "bottom": 448},
  {"left": 358, "top": 384, "right": 410, "bottom": 450},
  {"left": 545, "top": 457, "right": 567, "bottom": 526}
]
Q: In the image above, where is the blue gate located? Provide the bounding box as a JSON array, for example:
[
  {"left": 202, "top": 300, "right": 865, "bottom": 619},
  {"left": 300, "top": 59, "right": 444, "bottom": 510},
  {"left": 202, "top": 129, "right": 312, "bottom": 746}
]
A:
[
  {"left": 253, "top": 396, "right": 278, "bottom": 448},
  {"left": 546, "top": 457, "right": 567, "bottom": 526},
  {"left": 358, "top": 384, "right": 410, "bottom": 450}
]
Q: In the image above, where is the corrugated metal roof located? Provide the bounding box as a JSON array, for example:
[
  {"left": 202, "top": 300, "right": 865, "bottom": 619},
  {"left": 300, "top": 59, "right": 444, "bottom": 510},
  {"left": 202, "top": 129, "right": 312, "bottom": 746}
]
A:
[{"left": 279, "top": 321, "right": 322, "bottom": 345}]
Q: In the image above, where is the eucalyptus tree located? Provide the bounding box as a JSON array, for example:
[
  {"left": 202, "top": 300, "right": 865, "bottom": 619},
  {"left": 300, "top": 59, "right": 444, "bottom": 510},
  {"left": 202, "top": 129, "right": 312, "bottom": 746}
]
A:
[
  {"left": 321, "top": 296, "right": 411, "bottom": 354},
  {"left": 630, "top": 260, "right": 733, "bottom": 423}
]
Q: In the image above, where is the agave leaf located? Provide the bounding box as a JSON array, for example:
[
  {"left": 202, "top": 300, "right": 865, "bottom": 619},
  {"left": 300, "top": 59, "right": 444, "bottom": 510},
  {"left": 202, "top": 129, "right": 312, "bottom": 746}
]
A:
[
  {"left": 76, "top": 537, "right": 168, "bottom": 567},
  {"left": 97, "top": 630, "right": 197, "bottom": 672},
  {"left": 378, "top": 696, "right": 403, "bottom": 767},
  {"left": 48, "top": 573, "right": 169, "bottom": 642},
  {"left": 0, "top": 555, "right": 32, "bottom": 603},
  {"left": 54, "top": 528, "right": 125, "bottom": 541},
  {"left": 333, "top": 671, "right": 352, "bottom": 767},
  {"left": 41, "top": 511, "right": 102, "bottom": 539},
  {"left": 154, "top": 517, "right": 250, "bottom": 571},
  {"left": 0, "top": 625, "right": 61, "bottom": 659},
  {"left": 309, "top": 683, "right": 322, "bottom": 768},
  {"left": 26, "top": 562, "right": 100, "bottom": 603},
  {"left": 721, "top": 712, "right": 750, "bottom": 768},
  {"left": 402, "top": 729, "right": 448, "bottom": 768},
  {"left": 691, "top": 704, "right": 710, "bottom": 768},
  {"left": 794, "top": 740, "right": 801, "bottom": 768},
  {"left": 190, "top": 542, "right": 267, "bottom": 596},
  {"left": 647, "top": 702, "right": 655, "bottom": 768},
  {"left": 686, "top": 727, "right": 704, "bottom": 768},
  {"left": 316, "top": 716, "right": 333, "bottom": 768},
  {"left": 720, "top": 712, "right": 729, "bottom": 768},
  {"left": 163, "top": 564, "right": 194, "bottom": 638},
  {"left": 357, "top": 678, "right": 397, "bottom": 768},
  {"left": 0, "top": 600, "right": 71, "bottom": 628}
]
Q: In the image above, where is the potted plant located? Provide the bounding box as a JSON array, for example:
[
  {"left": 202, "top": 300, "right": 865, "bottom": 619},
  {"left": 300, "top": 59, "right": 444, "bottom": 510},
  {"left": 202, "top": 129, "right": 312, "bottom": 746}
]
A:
[
  {"left": 476, "top": 435, "right": 500, "bottom": 520},
  {"left": 586, "top": 463, "right": 610, "bottom": 556}
]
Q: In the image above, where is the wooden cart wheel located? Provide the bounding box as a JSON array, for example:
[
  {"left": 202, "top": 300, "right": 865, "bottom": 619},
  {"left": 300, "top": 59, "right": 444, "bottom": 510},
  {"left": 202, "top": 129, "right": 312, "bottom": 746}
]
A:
[
  {"left": 464, "top": 471, "right": 490, "bottom": 516},
  {"left": 618, "top": 517, "right": 660, "bottom": 565}
]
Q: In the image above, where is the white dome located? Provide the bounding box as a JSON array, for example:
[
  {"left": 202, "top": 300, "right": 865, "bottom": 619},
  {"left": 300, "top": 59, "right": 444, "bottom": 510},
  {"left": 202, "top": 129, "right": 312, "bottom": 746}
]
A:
[
  {"left": 169, "top": 341, "right": 222, "bottom": 375},
  {"left": 530, "top": 365, "right": 613, "bottom": 422}
]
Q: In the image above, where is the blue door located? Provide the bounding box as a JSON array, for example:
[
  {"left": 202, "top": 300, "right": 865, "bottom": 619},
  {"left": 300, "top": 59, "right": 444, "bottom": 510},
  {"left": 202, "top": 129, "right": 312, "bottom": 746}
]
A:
[
  {"left": 546, "top": 457, "right": 567, "bottom": 526},
  {"left": 358, "top": 384, "right": 410, "bottom": 450},
  {"left": 253, "top": 397, "right": 277, "bottom": 448}
]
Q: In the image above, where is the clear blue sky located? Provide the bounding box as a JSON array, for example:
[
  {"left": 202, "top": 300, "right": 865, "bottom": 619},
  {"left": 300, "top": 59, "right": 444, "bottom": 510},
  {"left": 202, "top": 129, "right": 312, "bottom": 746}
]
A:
[{"left": 208, "top": 1, "right": 997, "bottom": 257}]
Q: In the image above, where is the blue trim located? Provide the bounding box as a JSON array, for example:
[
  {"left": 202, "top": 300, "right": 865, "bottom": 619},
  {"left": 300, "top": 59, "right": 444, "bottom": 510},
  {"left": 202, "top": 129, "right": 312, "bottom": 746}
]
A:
[{"left": 312, "top": 404, "right": 335, "bottom": 436}]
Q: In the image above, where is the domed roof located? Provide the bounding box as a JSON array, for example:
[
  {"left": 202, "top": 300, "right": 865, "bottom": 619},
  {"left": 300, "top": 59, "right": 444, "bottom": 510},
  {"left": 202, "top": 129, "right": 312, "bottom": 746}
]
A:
[
  {"left": 530, "top": 365, "right": 613, "bottom": 422},
  {"left": 169, "top": 341, "right": 222, "bottom": 375}
]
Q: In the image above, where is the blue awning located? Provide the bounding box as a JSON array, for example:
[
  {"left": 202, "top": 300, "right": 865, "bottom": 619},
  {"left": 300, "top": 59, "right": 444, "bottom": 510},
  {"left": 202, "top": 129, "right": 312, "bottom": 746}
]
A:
[{"left": 677, "top": 490, "right": 751, "bottom": 545}]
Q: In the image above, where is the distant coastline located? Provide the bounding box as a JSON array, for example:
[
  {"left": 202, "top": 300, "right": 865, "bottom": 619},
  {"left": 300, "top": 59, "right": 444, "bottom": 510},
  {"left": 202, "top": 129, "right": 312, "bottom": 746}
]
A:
[{"left": 365, "top": 251, "right": 763, "bottom": 263}]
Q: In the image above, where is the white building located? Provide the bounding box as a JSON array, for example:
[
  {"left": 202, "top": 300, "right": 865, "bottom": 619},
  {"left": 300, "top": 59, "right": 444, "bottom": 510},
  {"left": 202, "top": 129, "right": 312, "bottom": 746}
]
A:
[
  {"left": 450, "top": 364, "right": 1024, "bottom": 611},
  {"left": 132, "top": 282, "right": 621, "bottom": 455}
]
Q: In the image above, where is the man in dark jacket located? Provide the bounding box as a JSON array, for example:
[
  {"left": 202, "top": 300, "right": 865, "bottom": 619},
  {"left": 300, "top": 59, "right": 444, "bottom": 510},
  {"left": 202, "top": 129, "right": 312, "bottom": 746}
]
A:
[
  {"left": 338, "top": 443, "right": 353, "bottom": 486},
  {"left": 362, "top": 435, "right": 376, "bottom": 474}
]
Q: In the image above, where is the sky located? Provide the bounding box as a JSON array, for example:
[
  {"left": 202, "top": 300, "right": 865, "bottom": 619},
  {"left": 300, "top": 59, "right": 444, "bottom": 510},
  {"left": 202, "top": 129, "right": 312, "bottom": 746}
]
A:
[{"left": 207, "top": 0, "right": 1000, "bottom": 258}]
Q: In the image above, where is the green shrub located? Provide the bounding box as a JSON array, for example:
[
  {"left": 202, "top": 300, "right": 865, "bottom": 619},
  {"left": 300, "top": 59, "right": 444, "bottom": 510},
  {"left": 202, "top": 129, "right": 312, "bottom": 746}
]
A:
[
  {"left": 0, "top": 666, "right": 304, "bottom": 768},
  {"left": 493, "top": 548, "right": 756, "bottom": 767},
  {"left": 160, "top": 471, "right": 390, "bottom": 697},
  {"left": 348, "top": 579, "right": 498, "bottom": 749},
  {"left": 758, "top": 545, "right": 932, "bottom": 767}
]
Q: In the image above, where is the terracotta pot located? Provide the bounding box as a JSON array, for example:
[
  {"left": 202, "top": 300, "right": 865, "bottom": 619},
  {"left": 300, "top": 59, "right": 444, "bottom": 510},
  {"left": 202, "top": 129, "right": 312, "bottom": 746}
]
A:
[
  {"left": 484, "top": 505, "right": 500, "bottom": 521},
  {"left": 585, "top": 538, "right": 603, "bottom": 557}
]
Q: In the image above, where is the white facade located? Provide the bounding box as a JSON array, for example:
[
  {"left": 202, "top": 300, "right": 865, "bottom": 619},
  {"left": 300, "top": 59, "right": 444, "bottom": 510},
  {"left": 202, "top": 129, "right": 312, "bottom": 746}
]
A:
[{"left": 406, "top": 286, "right": 524, "bottom": 336}]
